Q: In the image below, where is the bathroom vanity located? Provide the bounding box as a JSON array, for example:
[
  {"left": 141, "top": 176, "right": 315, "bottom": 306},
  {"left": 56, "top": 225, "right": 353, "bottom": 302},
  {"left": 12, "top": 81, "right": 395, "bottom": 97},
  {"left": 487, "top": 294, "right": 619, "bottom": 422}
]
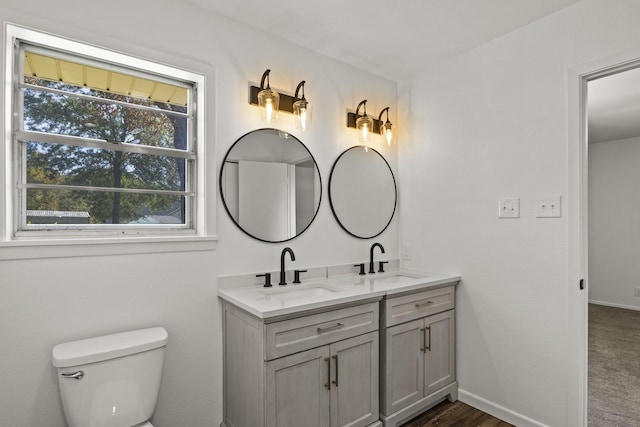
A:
[
  {"left": 380, "top": 285, "right": 456, "bottom": 426},
  {"left": 218, "top": 268, "right": 459, "bottom": 427}
]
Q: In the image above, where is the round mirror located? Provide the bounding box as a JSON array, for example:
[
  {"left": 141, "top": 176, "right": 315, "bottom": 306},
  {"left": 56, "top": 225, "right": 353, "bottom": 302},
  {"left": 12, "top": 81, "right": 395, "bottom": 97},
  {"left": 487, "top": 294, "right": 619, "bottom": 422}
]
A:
[
  {"left": 220, "top": 128, "right": 322, "bottom": 243},
  {"left": 328, "top": 146, "right": 397, "bottom": 239}
]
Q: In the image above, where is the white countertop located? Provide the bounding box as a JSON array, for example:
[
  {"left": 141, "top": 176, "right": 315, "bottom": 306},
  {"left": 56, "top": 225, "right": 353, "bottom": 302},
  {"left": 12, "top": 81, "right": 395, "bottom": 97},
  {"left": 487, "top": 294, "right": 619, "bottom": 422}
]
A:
[{"left": 218, "top": 270, "right": 460, "bottom": 319}]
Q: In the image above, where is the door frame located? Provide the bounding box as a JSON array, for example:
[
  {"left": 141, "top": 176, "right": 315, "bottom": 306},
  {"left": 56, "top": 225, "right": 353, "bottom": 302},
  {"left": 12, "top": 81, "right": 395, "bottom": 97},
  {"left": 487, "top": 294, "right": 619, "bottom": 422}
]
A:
[{"left": 568, "top": 46, "right": 640, "bottom": 427}]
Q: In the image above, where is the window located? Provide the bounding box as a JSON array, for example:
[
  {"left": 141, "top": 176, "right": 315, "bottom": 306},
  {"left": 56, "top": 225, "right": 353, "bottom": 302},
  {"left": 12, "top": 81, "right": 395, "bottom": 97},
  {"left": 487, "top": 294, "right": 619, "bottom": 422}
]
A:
[{"left": 5, "top": 25, "right": 205, "bottom": 240}]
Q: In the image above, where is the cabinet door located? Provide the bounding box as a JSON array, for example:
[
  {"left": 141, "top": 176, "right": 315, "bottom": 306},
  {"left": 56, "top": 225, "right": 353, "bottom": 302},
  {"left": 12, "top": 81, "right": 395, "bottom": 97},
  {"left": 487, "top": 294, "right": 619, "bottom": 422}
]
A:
[
  {"left": 424, "top": 310, "right": 455, "bottom": 396},
  {"left": 330, "top": 332, "right": 379, "bottom": 427},
  {"left": 383, "top": 318, "right": 424, "bottom": 415},
  {"left": 265, "top": 346, "right": 331, "bottom": 427}
]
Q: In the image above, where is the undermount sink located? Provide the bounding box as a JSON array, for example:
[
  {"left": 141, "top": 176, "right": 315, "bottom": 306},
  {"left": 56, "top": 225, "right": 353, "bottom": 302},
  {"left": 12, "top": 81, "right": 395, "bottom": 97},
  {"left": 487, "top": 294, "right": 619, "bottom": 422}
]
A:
[
  {"left": 259, "top": 284, "right": 342, "bottom": 302},
  {"left": 336, "top": 271, "right": 432, "bottom": 288}
]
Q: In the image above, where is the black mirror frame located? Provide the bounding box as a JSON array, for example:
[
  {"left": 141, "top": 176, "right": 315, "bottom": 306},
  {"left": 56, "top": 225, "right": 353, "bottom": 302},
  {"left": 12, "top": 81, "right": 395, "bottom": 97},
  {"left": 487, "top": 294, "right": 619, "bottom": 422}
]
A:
[
  {"left": 219, "top": 128, "right": 323, "bottom": 243},
  {"left": 328, "top": 145, "right": 397, "bottom": 239}
]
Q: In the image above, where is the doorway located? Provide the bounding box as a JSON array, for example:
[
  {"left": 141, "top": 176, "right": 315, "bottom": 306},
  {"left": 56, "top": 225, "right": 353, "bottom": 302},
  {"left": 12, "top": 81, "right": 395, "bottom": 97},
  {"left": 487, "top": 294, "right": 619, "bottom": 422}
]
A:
[
  {"left": 586, "top": 66, "right": 640, "bottom": 426},
  {"left": 569, "top": 50, "right": 640, "bottom": 427}
]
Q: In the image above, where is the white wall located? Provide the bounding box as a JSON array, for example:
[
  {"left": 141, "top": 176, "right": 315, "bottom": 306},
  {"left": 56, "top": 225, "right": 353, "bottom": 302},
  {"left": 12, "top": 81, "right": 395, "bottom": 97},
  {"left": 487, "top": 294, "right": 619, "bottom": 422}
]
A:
[
  {"left": 0, "top": 1, "right": 398, "bottom": 426},
  {"left": 589, "top": 136, "right": 640, "bottom": 311},
  {"left": 7, "top": 0, "right": 640, "bottom": 425},
  {"left": 398, "top": 0, "right": 640, "bottom": 425}
]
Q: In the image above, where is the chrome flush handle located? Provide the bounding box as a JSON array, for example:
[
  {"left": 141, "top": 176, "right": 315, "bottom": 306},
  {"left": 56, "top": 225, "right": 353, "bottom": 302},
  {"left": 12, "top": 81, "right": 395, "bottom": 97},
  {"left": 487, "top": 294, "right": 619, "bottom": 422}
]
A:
[{"left": 61, "top": 371, "right": 84, "bottom": 380}]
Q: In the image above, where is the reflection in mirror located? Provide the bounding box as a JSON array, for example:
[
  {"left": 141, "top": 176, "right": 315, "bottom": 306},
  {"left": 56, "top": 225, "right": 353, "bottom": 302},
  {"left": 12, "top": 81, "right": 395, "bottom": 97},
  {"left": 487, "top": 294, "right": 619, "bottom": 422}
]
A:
[
  {"left": 329, "top": 146, "right": 397, "bottom": 239},
  {"left": 220, "top": 128, "right": 322, "bottom": 242}
]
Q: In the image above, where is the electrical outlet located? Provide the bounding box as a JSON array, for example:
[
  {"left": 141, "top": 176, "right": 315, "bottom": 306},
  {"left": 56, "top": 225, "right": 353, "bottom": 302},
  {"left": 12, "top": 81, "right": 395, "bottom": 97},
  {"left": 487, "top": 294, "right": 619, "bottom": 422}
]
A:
[
  {"left": 635, "top": 287, "right": 640, "bottom": 297},
  {"left": 402, "top": 244, "right": 412, "bottom": 260}
]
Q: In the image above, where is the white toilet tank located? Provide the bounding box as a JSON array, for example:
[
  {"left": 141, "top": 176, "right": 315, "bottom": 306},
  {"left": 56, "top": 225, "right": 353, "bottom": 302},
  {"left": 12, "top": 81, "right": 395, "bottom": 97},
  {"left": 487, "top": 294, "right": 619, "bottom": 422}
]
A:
[{"left": 52, "top": 327, "right": 168, "bottom": 427}]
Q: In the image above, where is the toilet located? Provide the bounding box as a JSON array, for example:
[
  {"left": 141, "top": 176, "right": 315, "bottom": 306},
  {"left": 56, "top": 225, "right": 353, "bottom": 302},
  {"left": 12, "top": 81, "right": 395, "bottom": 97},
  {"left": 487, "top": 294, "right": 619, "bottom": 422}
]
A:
[{"left": 52, "top": 327, "right": 168, "bottom": 427}]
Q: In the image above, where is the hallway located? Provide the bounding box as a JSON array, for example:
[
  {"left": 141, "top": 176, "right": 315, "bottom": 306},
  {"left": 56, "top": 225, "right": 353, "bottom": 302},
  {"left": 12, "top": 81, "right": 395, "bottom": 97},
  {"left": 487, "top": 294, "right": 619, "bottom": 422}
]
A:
[{"left": 588, "top": 304, "right": 640, "bottom": 426}]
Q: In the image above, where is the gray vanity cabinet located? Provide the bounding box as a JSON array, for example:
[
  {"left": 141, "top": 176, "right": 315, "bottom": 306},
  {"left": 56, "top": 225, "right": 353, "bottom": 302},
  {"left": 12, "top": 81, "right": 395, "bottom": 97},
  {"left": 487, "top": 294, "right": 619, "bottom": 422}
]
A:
[
  {"left": 265, "top": 345, "right": 330, "bottom": 427},
  {"left": 423, "top": 310, "right": 455, "bottom": 395},
  {"left": 380, "top": 284, "right": 458, "bottom": 427},
  {"left": 222, "top": 299, "right": 382, "bottom": 427},
  {"left": 266, "top": 331, "right": 379, "bottom": 427},
  {"left": 383, "top": 319, "right": 423, "bottom": 414},
  {"left": 330, "top": 332, "right": 379, "bottom": 427}
]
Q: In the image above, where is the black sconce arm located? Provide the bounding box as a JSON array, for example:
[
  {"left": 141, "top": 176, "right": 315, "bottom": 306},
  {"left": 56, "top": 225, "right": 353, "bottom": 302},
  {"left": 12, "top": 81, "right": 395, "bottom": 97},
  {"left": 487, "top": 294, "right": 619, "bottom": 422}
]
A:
[
  {"left": 260, "top": 69, "right": 271, "bottom": 90},
  {"left": 294, "top": 81, "right": 306, "bottom": 100},
  {"left": 355, "top": 99, "right": 368, "bottom": 117},
  {"left": 378, "top": 107, "right": 390, "bottom": 123}
]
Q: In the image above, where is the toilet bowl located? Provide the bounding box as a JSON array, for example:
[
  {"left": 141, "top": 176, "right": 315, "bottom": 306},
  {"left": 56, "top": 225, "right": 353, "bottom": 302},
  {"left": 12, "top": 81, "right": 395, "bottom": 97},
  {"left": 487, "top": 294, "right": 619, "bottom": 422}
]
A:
[{"left": 52, "top": 327, "right": 168, "bottom": 427}]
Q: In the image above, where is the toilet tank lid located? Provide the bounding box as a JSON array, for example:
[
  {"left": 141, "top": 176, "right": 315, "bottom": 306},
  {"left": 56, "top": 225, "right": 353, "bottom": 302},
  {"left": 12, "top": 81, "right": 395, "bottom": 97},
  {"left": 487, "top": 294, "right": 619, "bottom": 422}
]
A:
[{"left": 52, "top": 327, "right": 168, "bottom": 367}]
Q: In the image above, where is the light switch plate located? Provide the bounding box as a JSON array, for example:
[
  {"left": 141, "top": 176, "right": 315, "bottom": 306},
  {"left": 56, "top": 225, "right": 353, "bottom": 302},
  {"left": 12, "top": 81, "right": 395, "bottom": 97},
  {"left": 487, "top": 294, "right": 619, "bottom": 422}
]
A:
[
  {"left": 536, "top": 196, "right": 562, "bottom": 218},
  {"left": 498, "top": 198, "right": 520, "bottom": 218}
]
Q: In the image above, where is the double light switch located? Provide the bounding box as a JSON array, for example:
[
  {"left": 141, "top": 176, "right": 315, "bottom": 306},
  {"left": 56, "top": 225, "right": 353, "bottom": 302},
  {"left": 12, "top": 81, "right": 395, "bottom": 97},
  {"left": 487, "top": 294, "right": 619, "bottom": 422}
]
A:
[
  {"left": 498, "top": 196, "right": 562, "bottom": 218},
  {"left": 536, "top": 196, "right": 561, "bottom": 218},
  {"left": 498, "top": 198, "right": 520, "bottom": 218}
]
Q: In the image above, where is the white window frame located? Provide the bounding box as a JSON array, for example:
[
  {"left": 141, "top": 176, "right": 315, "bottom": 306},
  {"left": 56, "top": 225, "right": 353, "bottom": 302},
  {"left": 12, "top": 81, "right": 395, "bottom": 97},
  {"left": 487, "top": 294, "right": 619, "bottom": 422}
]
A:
[{"left": 3, "top": 24, "right": 207, "bottom": 246}]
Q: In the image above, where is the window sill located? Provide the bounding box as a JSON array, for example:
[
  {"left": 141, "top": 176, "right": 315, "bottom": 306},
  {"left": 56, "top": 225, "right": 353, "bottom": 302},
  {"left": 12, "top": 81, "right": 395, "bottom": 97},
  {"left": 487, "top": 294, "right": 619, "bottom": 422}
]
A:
[{"left": 0, "top": 235, "right": 218, "bottom": 260}]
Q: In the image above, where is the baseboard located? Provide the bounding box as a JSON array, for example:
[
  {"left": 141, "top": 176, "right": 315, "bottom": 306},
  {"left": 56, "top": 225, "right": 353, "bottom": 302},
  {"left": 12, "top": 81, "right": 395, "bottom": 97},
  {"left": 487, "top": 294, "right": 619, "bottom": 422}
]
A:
[
  {"left": 458, "top": 389, "right": 549, "bottom": 427},
  {"left": 589, "top": 299, "right": 640, "bottom": 312}
]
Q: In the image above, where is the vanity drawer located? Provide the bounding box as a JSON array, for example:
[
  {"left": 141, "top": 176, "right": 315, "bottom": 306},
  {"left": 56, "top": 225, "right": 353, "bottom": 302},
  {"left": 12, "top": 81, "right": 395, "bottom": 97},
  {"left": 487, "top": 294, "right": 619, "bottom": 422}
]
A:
[
  {"left": 385, "top": 286, "right": 455, "bottom": 327},
  {"left": 264, "top": 302, "right": 379, "bottom": 360}
]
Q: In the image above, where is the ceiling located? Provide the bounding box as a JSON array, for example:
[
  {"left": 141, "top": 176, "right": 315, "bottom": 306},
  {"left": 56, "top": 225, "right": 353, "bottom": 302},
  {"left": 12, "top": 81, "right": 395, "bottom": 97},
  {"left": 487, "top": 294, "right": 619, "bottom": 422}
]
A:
[
  {"left": 185, "top": 0, "right": 638, "bottom": 143},
  {"left": 588, "top": 67, "right": 640, "bottom": 144},
  {"left": 184, "top": 0, "right": 582, "bottom": 81}
]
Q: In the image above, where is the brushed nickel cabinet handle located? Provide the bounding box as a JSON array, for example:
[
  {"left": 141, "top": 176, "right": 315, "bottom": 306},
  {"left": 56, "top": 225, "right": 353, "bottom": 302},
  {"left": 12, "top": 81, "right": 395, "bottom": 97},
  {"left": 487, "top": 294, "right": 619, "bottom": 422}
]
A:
[
  {"left": 324, "top": 357, "right": 331, "bottom": 390},
  {"left": 426, "top": 326, "right": 431, "bottom": 351},
  {"left": 415, "top": 301, "right": 434, "bottom": 309},
  {"left": 317, "top": 323, "right": 344, "bottom": 334},
  {"left": 331, "top": 355, "right": 339, "bottom": 387}
]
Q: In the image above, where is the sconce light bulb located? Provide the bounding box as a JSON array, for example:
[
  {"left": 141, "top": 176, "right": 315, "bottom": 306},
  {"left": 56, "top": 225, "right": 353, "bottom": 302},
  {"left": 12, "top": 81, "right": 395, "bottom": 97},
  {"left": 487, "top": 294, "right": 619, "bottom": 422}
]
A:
[
  {"left": 257, "top": 85, "right": 280, "bottom": 124},
  {"left": 299, "top": 108, "right": 307, "bottom": 130},
  {"left": 362, "top": 123, "right": 370, "bottom": 142},
  {"left": 380, "top": 120, "right": 393, "bottom": 146},
  {"left": 265, "top": 99, "right": 274, "bottom": 123},
  {"left": 355, "top": 104, "right": 374, "bottom": 143},
  {"left": 378, "top": 108, "right": 393, "bottom": 146},
  {"left": 294, "top": 98, "right": 311, "bottom": 132},
  {"left": 384, "top": 128, "right": 392, "bottom": 146}
]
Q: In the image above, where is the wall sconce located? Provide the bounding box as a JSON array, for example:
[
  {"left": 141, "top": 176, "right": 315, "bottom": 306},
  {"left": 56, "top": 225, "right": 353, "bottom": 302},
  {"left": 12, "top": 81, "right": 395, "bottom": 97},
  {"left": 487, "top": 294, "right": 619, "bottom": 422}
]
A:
[
  {"left": 249, "top": 70, "right": 311, "bottom": 130},
  {"left": 344, "top": 100, "right": 373, "bottom": 143},
  {"left": 347, "top": 101, "right": 393, "bottom": 144},
  {"left": 256, "top": 69, "right": 279, "bottom": 123},
  {"left": 293, "top": 81, "right": 311, "bottom": 132},
  {"left": 378, "top": 107, "right": 393, "bottom": 146}
]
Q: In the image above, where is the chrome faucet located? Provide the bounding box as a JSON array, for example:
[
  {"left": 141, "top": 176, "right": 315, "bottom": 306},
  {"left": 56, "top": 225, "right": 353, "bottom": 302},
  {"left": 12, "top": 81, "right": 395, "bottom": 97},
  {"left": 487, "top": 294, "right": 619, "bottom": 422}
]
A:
[
  {"left": 279, "top": 247, "right": 296, "bottom": 285},
  {"left": 369, "top": 242, "right": 385, "bottom": 274}
]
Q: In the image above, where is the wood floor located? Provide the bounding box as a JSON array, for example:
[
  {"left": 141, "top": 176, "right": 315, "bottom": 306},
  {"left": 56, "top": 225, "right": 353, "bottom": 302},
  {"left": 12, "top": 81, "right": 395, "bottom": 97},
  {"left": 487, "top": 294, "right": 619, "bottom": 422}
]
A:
[{"left": 400, "top": 400, "right": 513, "bottom": 427}]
